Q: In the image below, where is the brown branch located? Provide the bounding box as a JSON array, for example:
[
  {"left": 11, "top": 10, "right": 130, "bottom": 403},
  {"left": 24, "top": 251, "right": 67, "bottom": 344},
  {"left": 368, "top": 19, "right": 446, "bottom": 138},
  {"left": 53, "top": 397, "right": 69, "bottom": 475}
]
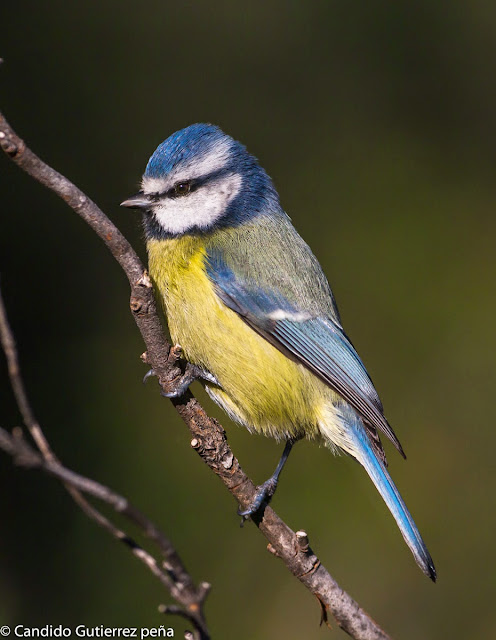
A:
[
  {"left": 0, "top": 108, "right": 392, "bottom": 640},
  {"left": 0, "top": 289, "right": 209, "bottom": 640}
]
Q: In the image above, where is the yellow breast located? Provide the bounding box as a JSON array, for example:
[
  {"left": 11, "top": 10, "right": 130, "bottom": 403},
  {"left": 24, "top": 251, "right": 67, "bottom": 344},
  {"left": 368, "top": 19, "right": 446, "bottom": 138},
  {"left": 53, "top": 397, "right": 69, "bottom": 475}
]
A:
[{"left": 147, "top": 237, "right": 325, "bottom": 440}]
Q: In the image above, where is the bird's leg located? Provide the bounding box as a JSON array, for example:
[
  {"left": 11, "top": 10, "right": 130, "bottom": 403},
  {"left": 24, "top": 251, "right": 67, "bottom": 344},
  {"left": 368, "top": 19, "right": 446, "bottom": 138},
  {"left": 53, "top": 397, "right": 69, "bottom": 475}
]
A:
[{"left": 239, "top": 438, "right": 297, "bottom": 522}]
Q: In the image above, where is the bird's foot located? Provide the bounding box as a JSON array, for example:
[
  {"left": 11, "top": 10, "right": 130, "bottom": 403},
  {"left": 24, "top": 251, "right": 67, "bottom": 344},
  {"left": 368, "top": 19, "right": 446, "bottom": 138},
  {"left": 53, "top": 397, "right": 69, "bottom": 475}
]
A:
[
  {"left": 160, "top": 362, "right": 201, "bottom": 398},
  {"left": 142, "top": 344, "right": 183, "bottom": 385},
  {"left": 144, "top": 344, "right": 219, "bottom": 398},
  {"left": 238, "top": 477, "right": 278, "bottom": 525}
]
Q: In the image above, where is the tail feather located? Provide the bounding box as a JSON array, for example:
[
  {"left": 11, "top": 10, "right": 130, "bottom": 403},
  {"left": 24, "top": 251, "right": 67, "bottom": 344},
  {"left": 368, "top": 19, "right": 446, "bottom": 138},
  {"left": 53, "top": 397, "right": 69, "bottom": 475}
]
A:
[{"left": 353, "top": 425, "right": 436, "bottom": 581}]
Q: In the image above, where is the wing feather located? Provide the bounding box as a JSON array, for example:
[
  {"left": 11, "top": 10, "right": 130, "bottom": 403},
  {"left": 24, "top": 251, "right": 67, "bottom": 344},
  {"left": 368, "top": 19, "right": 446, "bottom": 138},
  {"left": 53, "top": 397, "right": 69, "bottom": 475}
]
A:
[{"left": 206, "top": 250, "right": 405, "bottom": 461}]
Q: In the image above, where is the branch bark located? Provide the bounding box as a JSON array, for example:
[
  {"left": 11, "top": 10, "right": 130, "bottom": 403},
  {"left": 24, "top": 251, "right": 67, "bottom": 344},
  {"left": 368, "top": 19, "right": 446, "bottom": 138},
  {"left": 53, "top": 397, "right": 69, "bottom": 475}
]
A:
[{"left": 0, "top": 108, "right": 392, "bottom": 640}]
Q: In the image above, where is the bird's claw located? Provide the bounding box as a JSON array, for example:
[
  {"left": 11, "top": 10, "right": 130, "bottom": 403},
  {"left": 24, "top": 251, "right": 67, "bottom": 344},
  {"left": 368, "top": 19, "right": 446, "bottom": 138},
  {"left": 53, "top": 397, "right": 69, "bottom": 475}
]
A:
[
  {"left": 143, "top": 368, "right": 156, "bottom": 384},
  {"left": 238, "top": 477, "right": 278, "bottom": 525},
  {"left": 145, "top": 347, "right": 218, "bottom": 398},
  {"left": 160, "top": 362, "right": 200, "bottom": 398}
]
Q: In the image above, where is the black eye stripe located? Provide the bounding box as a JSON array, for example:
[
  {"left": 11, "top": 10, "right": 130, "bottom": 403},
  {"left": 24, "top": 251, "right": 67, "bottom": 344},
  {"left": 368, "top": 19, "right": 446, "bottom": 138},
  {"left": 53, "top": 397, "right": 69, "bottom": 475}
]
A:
[{"left": 147, "top": 167, "right": 234, "bottom": 200}]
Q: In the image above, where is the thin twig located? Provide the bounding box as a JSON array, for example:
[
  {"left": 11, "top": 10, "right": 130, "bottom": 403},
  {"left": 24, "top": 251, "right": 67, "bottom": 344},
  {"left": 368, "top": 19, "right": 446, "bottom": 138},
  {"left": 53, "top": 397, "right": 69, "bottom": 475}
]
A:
[
  {"left": 0, "top": 425, "right": 208, "bottom": 640},
  {"left": 0, "top": 289, "right": 209, "bottom": 640},
  {"left": 0, "top": 107, "right": 392, "bottom": 640}
]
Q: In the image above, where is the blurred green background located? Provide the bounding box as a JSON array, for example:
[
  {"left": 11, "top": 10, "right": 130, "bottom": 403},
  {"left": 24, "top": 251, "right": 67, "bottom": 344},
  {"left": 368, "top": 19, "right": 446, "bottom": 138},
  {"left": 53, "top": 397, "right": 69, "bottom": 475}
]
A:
[{"left": 1, "top": 1, "right": 495, "bottom": 638}]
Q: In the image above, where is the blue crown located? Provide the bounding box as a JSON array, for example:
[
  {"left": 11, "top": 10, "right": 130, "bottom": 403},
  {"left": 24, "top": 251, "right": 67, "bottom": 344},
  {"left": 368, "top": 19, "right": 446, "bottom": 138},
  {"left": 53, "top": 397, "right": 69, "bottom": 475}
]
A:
[{"left": 145, "top": 123, "right": 228, "bottom": 178}]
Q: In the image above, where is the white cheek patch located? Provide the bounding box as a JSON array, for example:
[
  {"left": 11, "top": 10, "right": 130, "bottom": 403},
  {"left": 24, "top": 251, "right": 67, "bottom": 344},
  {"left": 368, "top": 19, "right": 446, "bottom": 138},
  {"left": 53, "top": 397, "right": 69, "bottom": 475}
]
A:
[
  {"left": 153, "top": 173, "right": 242, "bottom": 234},
  {"left": 141, "top": 138, "right": 232, "bottom": 195}
]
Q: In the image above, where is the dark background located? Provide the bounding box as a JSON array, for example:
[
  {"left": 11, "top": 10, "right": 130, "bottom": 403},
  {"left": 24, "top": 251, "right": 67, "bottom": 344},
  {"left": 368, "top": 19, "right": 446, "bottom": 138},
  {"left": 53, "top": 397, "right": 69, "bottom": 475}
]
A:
[{"left": 1, "top": 2, "right": 495, "bottom": 638}]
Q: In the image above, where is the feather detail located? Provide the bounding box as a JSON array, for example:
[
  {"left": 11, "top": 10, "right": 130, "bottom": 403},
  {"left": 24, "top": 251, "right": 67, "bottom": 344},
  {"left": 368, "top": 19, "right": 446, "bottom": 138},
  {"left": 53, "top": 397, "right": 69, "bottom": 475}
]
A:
[{"left": 206, "top": 247, "right": 405, "bottom": 461}]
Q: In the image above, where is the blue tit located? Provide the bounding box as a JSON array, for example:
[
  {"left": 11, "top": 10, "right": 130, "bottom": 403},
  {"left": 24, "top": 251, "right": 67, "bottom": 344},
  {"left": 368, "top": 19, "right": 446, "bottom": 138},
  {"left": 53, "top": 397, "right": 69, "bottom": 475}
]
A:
[{"left": 121, "top": 123, "right": 436, "bottom": 581}]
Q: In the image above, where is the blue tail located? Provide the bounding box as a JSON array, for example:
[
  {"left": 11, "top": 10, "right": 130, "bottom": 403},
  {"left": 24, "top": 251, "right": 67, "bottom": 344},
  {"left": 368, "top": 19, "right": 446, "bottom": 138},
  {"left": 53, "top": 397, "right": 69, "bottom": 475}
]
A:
[{"left": 351, "top": 423, "right": 436, "bottom": 581}]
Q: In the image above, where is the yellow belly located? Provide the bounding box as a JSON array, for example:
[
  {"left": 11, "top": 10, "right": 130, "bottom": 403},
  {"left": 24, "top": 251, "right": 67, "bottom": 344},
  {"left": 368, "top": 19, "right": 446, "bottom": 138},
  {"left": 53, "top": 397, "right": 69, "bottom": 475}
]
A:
[{"left": 147, "top": 237, "right": 327, "bottom": 440}]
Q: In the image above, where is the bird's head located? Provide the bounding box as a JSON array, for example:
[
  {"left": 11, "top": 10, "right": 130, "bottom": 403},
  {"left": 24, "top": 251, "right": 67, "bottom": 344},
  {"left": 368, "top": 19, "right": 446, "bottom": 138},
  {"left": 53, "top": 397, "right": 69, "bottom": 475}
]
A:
[{"left": 121, "top": 123, "right": 278, "bottom": 238}]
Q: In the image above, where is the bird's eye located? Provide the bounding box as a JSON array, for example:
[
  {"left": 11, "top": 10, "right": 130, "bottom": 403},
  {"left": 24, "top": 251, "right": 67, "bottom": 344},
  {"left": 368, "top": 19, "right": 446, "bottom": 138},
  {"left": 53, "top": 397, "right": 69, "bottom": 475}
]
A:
[{"left": 174, "top": 182, "right": 191, "bottom": 196}]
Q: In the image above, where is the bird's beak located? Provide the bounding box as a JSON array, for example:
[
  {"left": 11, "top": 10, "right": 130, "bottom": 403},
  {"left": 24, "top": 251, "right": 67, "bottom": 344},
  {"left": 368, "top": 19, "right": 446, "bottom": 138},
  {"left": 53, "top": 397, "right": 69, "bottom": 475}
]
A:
[{"left": 120, "top": 191, "right": 152, "bottom": 210}]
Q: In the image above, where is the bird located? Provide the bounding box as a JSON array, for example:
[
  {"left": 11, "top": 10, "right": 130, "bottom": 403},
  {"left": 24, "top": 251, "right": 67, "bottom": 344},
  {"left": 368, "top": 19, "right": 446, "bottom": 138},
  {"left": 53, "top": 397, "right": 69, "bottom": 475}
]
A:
[{"left": 121, "top": 123, "right": 436, "bottom": 581}]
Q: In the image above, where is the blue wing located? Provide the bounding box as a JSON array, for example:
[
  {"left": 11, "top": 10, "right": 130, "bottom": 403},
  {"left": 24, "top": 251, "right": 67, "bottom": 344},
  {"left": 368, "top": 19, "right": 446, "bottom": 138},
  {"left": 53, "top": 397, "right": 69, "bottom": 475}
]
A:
[{"left": 206, "top": 249, "right": 405, "bottom": 462}]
